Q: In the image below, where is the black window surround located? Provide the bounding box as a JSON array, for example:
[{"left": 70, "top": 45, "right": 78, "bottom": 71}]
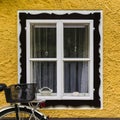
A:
[{"left": 18, "top": 10, "right": 102, "bottom": 108}]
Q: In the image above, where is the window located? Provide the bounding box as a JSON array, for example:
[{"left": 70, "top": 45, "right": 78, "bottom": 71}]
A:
[
  {"left": 18, "top": 11, "right": 102, "bottom": 108},
  {"left": 26, "top": 20, "right": 93, "bottom": 100}
]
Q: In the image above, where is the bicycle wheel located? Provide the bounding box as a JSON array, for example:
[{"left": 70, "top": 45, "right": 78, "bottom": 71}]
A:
[{"left": 0, "top": 105, "right": 47, "bottom": 120}]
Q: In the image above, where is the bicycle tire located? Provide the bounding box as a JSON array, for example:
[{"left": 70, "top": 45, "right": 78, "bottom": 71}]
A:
[{"left": 0, "top": 105, "right": 47, "bottom": 120}]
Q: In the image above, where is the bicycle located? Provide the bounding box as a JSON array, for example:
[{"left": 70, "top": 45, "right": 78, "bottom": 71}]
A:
[{"left": 0, "top": 83, "right": 48, "bottom": 120}]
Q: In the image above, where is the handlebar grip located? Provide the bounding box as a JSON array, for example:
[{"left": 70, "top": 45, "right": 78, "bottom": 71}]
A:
[{"left": 0, "top": 83, "right": 7, "bottom": 92}]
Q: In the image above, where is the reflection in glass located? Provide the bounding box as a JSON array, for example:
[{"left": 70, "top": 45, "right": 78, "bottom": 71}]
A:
[
  {"left": 64, "top": 24, "right": 89, "bottom": 58},
  {"left": 31, "top": 24, "right": 56, "bottom": 58}
]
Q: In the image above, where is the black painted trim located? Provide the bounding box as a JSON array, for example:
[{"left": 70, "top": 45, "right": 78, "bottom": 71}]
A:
[{"left": 19, "top": 11, "right": 101, "bottom": 108}]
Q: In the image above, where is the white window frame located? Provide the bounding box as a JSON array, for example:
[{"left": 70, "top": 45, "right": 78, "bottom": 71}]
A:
[{"left": 26, "top": 19, "right": 94, "bottom": 100}]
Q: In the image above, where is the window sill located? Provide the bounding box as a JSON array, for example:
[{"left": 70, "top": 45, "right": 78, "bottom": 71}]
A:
[{"left": 36, "top": 93, "right": 93, "bottom": 100}]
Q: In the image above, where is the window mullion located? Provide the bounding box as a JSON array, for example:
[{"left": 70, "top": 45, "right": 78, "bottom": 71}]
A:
[{"left": 57, "top": 21, "right": 63, "bottom": 99}]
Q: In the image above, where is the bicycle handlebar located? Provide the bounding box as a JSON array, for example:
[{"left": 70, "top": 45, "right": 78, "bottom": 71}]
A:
[{"left": 0, "top": 83, "right": 7, "bottom": 92}]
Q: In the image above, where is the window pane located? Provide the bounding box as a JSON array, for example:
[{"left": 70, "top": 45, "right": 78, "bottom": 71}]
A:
[
  {"left": 31, "top": 24, "right": 56, "bottom": 58},
  {"left": 32, "top": 62, "right": 57, "bottom": 94},
  {"left": 64, "top": 61, "right": 88, "bottom": 93},
  {"left": 64, "top": 24, "right": 89, "bottom": 58}
]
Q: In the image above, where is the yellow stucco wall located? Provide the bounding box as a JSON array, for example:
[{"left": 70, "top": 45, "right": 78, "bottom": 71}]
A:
[{"left": 0, "top": 0, "right": 120, "bottom": 118}]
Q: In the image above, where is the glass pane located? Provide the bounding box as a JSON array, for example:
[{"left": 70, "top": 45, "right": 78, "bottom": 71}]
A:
[
  {"left": 31, "top": 24, "right": 56, "bottom": 58},
  {"left": 64, "top": 61, "right": 88, "bottom": 93},
  {"left": 64, "top": 24, "right": 89, "bottom": 58},
  {"left": 32, "top": 62, "right": 57, "bottom": 94}
]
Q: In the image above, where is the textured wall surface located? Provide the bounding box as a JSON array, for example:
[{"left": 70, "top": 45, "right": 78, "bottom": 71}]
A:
[{"left": 0, "top": 0, "right": 120, "bottom": 118}]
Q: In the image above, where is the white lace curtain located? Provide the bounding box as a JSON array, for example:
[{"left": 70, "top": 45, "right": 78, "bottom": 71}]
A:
[
  {"left": 64, "top": 27, "right": 88, "bottom": 93},
  {"left": 32, "top": 26, "right": 88, "bottom": 94}
]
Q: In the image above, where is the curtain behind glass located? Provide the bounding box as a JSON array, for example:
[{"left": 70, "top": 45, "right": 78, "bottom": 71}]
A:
[
  {"left": 31, "top": 26, "right": 57, "bottom": 94},
  {"left": 33, "top": 62, "right": 57, "bottom": 93},
  {"left": 31, "top": 24, "right": 89, "bottom": 95},
  {"left": 64, "top": 62, "right": 88, "bottom": 93},
  {"left": 31, "top": 27, "right": 56, "bottom": 58},
  {"left": 64, "top": 25, "right": 89, "bottom": 94},
  {"left": 64, "top": 27, "right": 88, "bottom": 58}
]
